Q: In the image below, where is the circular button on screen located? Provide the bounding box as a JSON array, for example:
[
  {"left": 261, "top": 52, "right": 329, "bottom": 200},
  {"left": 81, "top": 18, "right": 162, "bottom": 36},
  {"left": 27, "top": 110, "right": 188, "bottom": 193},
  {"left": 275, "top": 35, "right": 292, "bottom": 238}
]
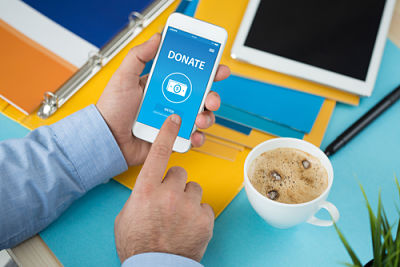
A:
[{"left": 162, "top": 72, "right": 192, "bottom": 104}]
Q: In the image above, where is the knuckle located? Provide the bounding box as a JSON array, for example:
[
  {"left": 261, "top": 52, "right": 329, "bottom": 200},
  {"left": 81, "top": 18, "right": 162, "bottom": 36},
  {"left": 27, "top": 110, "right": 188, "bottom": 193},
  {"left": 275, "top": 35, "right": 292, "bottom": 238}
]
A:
[
  {"left": 151, "top": 144, "right": 170, "bottom": 159},
  {"left": 202, "top": 203, "right": 215, "bottom": 219},
  {"left": 198, "top": 213, "right": 214, "bottom": 233},
  {"left": 161, "top": 189, "right": 179, "bottom": 211},
  {"left": 162, "top": 189, "right": 178, "bottom": 204}
]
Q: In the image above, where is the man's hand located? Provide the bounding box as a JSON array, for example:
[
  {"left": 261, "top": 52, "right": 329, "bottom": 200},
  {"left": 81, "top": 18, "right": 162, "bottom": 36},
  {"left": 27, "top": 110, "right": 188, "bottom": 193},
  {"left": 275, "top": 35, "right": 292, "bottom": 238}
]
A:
[
  {"left": 96, "top": 33, "right": 230, "bottom": 166},
  {"left": 114, "top": 114, "right": 214, "bottom": 263}
]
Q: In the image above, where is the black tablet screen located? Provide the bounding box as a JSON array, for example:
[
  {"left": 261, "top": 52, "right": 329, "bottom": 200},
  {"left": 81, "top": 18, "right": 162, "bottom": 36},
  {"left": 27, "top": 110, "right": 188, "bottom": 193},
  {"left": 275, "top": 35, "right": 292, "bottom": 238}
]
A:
[{"left": 244, "top": 0, "right": 386, "bottom": 81}]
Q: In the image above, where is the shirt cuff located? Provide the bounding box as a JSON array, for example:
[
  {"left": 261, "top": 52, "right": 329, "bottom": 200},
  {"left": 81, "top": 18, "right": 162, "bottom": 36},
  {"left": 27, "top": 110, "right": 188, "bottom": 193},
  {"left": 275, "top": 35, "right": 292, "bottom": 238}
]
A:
[
  {"left": 122, "top": 253, "right": 203, "bottom": 267},
  {"left": 50, "top": 104, "right": 128, "bottom": 191}
]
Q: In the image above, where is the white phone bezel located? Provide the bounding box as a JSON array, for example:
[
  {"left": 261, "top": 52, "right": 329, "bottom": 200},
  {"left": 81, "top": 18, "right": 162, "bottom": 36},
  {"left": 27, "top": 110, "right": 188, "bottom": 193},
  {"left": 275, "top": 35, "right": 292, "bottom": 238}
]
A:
[
  {"left": 133, "top": 13, "right": 227, "bottom": 153},
  {"left": 231, "top": 0, "right": 396, "bottom": 97}
]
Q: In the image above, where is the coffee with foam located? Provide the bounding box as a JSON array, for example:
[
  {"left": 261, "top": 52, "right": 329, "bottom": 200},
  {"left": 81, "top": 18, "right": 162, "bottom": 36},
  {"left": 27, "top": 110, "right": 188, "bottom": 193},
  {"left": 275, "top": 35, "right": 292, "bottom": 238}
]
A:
[{"left": 248, "top": 148, "right": 328, "bottom": 204}]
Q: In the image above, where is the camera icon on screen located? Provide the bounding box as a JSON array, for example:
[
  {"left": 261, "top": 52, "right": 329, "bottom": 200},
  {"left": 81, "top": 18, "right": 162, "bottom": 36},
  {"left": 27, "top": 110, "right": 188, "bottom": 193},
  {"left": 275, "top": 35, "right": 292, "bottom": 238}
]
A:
[{"left": 166, "top": 79, "right": 188, "bottom": 97}]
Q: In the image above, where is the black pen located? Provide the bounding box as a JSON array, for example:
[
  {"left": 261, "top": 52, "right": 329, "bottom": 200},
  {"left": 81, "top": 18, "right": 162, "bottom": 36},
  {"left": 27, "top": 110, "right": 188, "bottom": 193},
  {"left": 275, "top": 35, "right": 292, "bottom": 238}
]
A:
[{"left": 324, "top": 85, "right": 400, "bottom": 157}]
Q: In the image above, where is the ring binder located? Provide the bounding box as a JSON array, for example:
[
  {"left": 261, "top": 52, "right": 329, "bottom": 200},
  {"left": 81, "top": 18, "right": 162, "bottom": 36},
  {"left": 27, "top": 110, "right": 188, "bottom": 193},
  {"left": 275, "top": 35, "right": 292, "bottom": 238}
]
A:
[{"left": 38, "top": 0, "right": 176, "bottom": 119}]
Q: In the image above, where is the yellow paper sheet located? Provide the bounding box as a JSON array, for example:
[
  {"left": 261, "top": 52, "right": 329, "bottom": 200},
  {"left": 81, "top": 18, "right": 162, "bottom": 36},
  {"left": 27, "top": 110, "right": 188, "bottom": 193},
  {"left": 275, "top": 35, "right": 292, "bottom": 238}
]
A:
[
  {"left": 0, "top": 99, "right": 8, "bottom": 111},
  {"left": 115, "top": 149, "right": 250, "bottom": 217},
  {"left": 192, "top": 138, "right": 239, "bottom": 161},
  {"left": 204, "top": 135, "right": 244, "bottom": 151},
  {"left": 303, "top": 99, "right": 336, "bottom": 145},
  {"left": 195, "top": 0, "right": 359, "bottom": 105}
]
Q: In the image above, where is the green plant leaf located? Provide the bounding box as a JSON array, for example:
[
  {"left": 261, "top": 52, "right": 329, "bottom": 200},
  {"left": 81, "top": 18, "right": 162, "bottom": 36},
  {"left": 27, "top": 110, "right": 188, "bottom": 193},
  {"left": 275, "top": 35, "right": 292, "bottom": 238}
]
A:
[
  {"left": 334, "top": 223, "right": 362, "bottom": 266},
  {"left": 336, "top": 178, "right": 400, "bottom": 267},
  {"left": 382, "top": 247, "right": 400, "bottom": 266},
  {"left": 395, "top": 225, "right": 400, "bottom": 267},
  {"left": 376, "top": 193, "right": 384, "bottom": 266},
  {"left": 381, "top": 209, "right": 395, "bottom": 259},
  {"left": 381, "top": 227, "right": 394, "bottom": 265},
  {"left": 360, "top": 184, "right": 381, "bottom": 266}
]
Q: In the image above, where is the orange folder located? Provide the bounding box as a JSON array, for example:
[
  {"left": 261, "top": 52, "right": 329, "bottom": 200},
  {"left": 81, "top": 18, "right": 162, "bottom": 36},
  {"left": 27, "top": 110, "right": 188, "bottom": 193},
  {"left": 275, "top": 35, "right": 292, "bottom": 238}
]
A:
[
  {"left": 195, "top": 0, "right": 359, "bottom": 105},
  {"left": 0, "top": 19, "right": 77, "bottom": 114}
]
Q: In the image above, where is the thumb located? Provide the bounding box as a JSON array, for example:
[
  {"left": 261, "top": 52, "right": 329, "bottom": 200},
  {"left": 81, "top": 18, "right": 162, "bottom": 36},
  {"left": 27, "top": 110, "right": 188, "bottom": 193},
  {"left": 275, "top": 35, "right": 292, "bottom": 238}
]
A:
[{"left": 115, "top": 33, "right": 161, "bottom": 84}]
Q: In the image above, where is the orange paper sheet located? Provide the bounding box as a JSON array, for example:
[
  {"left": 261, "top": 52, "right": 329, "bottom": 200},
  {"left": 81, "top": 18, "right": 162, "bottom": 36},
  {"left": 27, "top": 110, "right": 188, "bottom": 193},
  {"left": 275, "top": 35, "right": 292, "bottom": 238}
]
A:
[
  {"left": 195, "top": 0, "right": 359, "bottom": 105},
  {"left": 0, "top": 19, "right": 77, "bottom": 114}
]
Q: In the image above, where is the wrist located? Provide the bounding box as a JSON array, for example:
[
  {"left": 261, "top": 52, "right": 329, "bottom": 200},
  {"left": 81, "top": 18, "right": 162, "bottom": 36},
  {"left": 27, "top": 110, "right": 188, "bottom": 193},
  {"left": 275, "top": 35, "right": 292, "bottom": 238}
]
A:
[{"left": 50, "top": 105, "right": 128, "bottom": 189}]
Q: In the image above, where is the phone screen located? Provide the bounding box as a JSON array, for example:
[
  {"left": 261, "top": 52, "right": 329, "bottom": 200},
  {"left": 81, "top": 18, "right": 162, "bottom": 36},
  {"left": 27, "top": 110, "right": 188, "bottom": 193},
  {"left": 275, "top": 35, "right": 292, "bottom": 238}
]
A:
[{"left": 136, "top": 26, "right": 221, "bottom": 139}]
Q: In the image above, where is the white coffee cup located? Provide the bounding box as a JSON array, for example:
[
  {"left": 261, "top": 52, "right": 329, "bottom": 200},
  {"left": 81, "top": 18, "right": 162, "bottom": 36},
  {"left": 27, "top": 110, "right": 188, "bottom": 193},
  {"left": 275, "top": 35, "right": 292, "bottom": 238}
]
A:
[{"left": 244, "top": 138, "right": 339, "bottom": 228}]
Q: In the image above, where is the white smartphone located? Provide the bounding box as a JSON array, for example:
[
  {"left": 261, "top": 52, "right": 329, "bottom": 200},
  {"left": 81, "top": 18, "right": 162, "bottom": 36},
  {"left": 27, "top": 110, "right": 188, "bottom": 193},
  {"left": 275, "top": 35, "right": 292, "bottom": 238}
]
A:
[{"left": 133, "top": 13, "right": 227, "bottom": 153}]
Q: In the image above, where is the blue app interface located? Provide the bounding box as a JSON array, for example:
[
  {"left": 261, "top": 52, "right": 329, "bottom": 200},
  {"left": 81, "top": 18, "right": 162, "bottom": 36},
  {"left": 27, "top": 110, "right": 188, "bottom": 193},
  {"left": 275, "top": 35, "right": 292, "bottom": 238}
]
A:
[{"left": 137, "top": 26, "right": 221, "bottom": 139}]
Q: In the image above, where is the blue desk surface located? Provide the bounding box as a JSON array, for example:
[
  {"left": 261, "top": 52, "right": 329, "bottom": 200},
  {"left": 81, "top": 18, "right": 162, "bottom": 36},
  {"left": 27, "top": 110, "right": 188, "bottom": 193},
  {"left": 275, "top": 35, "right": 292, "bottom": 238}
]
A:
[{"left": 2, "top": 22, "right": 400, "bottom": 267}]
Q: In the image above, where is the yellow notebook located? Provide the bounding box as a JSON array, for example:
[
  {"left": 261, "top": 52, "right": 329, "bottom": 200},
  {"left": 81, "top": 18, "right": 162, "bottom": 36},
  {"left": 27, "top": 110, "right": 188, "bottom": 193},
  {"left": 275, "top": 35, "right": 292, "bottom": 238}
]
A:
[{"left": 195, "top": 0, "right": 359, "bottom": 106}]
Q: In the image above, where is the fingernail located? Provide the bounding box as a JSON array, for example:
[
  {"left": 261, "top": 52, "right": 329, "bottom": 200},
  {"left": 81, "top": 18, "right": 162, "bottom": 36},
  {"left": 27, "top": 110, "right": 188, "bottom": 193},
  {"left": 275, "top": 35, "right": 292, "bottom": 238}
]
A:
[
  {"left": 170, "top": 114, "right": 181, "bottom": 125},
  {"left": 200, "top": 133, "right": 205, "bottom": 144},
  {"left": 207, "top": 115, "right": 212, "bottom": 125}
]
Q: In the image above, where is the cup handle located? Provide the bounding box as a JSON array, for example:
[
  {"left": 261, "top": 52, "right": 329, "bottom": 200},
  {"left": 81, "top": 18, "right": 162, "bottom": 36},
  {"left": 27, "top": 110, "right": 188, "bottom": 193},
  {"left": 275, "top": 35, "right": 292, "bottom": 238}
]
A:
[{"left": 306, "top": 201, "right": 340, "bottom": 227}]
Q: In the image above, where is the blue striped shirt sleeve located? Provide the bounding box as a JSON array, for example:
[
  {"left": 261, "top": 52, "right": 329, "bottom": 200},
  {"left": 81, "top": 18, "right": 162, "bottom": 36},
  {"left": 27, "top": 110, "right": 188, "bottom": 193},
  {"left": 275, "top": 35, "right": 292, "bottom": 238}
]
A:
[
  {"left": 122, "top": 252, "right": 203, "bottom": 267},
  {"left": 0, "top": 105, "right": 127, "bottom": 249}
]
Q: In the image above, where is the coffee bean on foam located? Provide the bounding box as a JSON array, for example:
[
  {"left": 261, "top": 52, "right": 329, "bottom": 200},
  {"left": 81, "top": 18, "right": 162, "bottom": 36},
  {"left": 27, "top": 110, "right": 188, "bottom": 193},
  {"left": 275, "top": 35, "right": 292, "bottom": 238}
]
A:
[{"left": 248, "top": 148, "right": 328, "bottom": 204}]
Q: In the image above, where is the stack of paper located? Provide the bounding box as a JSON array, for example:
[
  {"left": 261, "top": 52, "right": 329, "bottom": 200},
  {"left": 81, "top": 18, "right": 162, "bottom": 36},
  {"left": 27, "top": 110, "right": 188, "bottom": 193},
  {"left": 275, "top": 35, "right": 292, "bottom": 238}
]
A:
[{"left": 213, "top": 75, "right": 324, "bottom": 138}]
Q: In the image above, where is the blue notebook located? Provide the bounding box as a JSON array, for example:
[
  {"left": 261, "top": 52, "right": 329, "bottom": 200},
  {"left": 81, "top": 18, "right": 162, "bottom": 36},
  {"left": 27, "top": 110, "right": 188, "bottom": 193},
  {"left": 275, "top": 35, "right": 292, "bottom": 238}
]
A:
[
  {"left": 213, "top": 75, "right": 324, "bottom": 133},
  {"left": 22, "top": 0, "right": 156, "bottom": 48},
  {"left": 215, "top": 104, "right": 304, "bottom": 138}
]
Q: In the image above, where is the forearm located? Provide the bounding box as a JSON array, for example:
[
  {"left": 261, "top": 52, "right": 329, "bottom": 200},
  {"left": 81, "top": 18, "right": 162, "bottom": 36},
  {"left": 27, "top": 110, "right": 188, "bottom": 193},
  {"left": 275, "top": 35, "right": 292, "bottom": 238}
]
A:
[{"left": 0, "top": 105, "right": 127, "bottom": 249}]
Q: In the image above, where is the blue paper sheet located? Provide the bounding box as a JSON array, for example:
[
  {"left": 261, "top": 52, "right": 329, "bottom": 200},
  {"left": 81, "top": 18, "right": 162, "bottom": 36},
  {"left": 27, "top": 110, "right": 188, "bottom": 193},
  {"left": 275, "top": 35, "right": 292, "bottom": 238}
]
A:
[
  {"left": 215, "top": 104, "right": 304, "bottom": 138},
  {"left": 22, "top": 0, "right": 155, "bottom": 48},
  {"left": 215, "top": 116, "right": 252, "bottom": 135},
  {"left": 213, "top": 75, "right": 324, "bottom": 133}
]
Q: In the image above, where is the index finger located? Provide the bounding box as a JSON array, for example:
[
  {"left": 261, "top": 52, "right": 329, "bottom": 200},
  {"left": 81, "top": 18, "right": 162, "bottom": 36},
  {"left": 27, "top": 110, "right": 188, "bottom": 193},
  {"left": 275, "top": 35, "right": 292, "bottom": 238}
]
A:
[{"left": 136, "top": 114, "right": 181, "bottom": 187}]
